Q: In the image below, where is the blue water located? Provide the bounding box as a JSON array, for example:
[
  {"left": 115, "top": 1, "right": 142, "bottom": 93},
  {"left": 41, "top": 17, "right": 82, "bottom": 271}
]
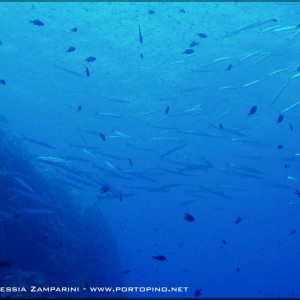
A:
[{"left": 1, "top": 1, "right": 300, "bottom": 298}]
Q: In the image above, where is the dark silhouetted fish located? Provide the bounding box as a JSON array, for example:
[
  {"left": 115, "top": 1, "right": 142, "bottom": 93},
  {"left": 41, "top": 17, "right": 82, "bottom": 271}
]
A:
[
  {"left": 85, "top": 56, "right": 96, "bottom": 63},
  {"left": 235, "top": 216, "right": 243, "bottom": 224},
  {"left": 153, "top": 255, "right": 167, "bottom": 261},
  {"left": 184, "top": 213, "right": 195, "bottom": 222},
  {"left": 197, "top": 32, "right": 208, "bottom": 38},
  {"left": 183, "top": 49, "right": 194, "bottom": 54},
  {"left": 160, "top": 143, "right": 188, "bottom": 160},
  {"left": 71, "top": 27, "right": 77, "bottom": 32},
  {"left": 85, "top": 67, "right": 90, "bottom": 77},
  {"left": 194, "top": 289, "right": 202, "bottom": 297},
  {"left": 77, "top": 105, "right": 82, "bottom": 112},
  {"left": 219, "top": 123, "right": 224, "bottom": 129},
  {"left": 138, "top": 25, "right": 143, "bottom": 44},
  {"left": 165, "top": 106, "right": 170, "bottom": 114},
  {"left": 100, "top": 133, "right": 106, "bottom": 141},
  {"left": 290, "top": 229, "right": 297, "bottom": 235},
  {"left": 179, "top": 9, "right": 185, "bottom": 13},
  {"left": 227, "top": 64, "right": 233, "bottom": 71},
  {"left": 100, "top": 184, "right": 110, "bottom": 194},
  {"left": 190, "top": 41, "right": 198, "bottom": 47},
  {"left": 0, "top": 261, "right": 11, "bottom": 268},
  {"left": 221, "top": 239, "right": 227, "bottom": 245},
  {"left": 66, "top": 47, "right": 75, "bottom": 52},
  {"left": 148, "top": 9, "right": 155, "bottom": 15},
  {"left": 29, "top": 19, "right": 44, "bottom": 26},
  {"left": 277, "top": 144, "right": 283, "bottom": 149},
  {"left": 277, "top": 114, "right": 284, "bottom": 123},
  {"left": 0, "top": 79, "right": 6, "bottom": 85},
  {"left": 128, "top": 158, "right": 133, "bottom": 167},
  {"left": 248, "top": 105, "right": 257, "bottom": 115}
]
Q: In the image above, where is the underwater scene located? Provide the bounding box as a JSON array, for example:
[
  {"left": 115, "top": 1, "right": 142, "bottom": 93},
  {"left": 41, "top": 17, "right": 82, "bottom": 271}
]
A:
[{"left": 0, "top": 1, "right": 300, "bottom": 298}]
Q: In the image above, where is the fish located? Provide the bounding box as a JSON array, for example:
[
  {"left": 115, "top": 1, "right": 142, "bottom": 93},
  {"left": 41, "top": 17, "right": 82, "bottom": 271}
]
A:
[
  {"left": 85, "top": 67, "right": 90, "bottom": 77},
  {"left": 290, "top": 123, "right": 294, "bottom": 131},
  {"left": 290, "top": 229, "right": 297, "bottom": 235},
  {"left": 248, "top": 105, "right": 257, "bottom": 115},
  {"left": 119, "top": 189, "right": 123, "bottom": 201},
  {"left": 85, "top": 56, "right": 96, "bottom": 63},
  {"left": 165, "top": 106, "right": 170, "bottom": 114},
  {"left": 277, "top": 144, "right": 283, "bottom": 149},
  {"left": 184, "top": 213, "right": 195, "bottom": 222},
  {"left": 160, "top": 143, "right": 188, "bottom": 160},
  {"left": 35, "top": 156, "right": 70, "bottom": 164},
  {"left": 29, "top": 19, "right": 44, "bottom": 26},
  {"left": 71, "top": 27, "right": 77, "bottom": 32},
  {"left": 128, "top": 159, "right": 133, "bottom": 167},
  {"left": 219, "top": 123, "right": 224, "bottom": 129},
  {"left": 227, "top": 64, "right": 233, "bottom": 71},
  {"left": 0, "top": 79, "right": 6, "bottom": 85},
  {"left": 197, "top": 33, "right": 207, "bottom": 38},
  {"left": 100, "top": 184, "right": 110, "bottom": 194},
  {"left": 53, "top": 64, "right": 85, "bottom": 78},
  {"left": 243, "top": 79, "right": 261, "bottom": 88},
  {"left": 277, "top": 114, "right": 284, "bottom": 124},
  {"left": 183, "top": 49, "right": 194, "bottom": 54},
  {"left": 235, "top": 217, "right": 243, "bottom": 224},
  {"left": 138, "top": 25, "right": 143, "bottom": 44},
  {"left": 280, "top": 101, "right": 300, "bottom": 114},
  {"left": 148, "top": 9, "right": 155, "bottom": 15},
  {"left": 23, "top": 136, "right": 56, "bottom": 149},
  {"left": 99, "top": 133, "right": 106, "bottom": 141},
  {"left": 221, "top": 239, "right": 227, "bottom": 245},
  {"left": 224, "top": 19, "right": 277, "bottom": 38},
  {"left": 153, "top": 255, "right": 167, "bottom": 261},
  {"left": 13, "top": 177, "right": 35, "bottom": 194},
  {"left": 190, "top": 41, "right": 198, "bottom": 47},
  {"left": 0, "top": 261, "right": 11, "bottom": 268},
  {"left": 66, "top": 47, "right": 75, "bottom": 52},
  {"left": 194, "top": 289, "right": 202, "bottom": 297}
]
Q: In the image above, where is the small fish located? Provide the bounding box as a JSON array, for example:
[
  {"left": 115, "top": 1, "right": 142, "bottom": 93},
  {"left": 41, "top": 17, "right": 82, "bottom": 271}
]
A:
[
  {"left": 119, "top": 190, "right": 123, "bottom": 202},
  {"left": 66, "top": 47, "right": 75, "bottom": 52},
  {"left": 165, "top": 106, "right": 170, "bottom": 114},
  {"left": 236, "top": 267, "right": 241, "bottom": 272},
  {"left": 100, "top": 184, "right": 110, "bottom": 194},
  {"left": 219, "top": 123, "right": 224, "bottom": 129},
  {"left": 194, "top": 289, "right": 202, "bottom": 297},
  {"left": 140, "top": 53, "right": 144, "bottom": 59},
  {"left": 29, "top": 19, "right": 44, "bottom": 26},
  {"left": 0, "top": 41, "right": 2, "bottom": 46},
  {"left": 0, "top": 261, "right": 11, "bottom": 268},
  {"left": 190, "top": 41, "right": 198, "bottom": 47},
  {"left": 184, "top": 213, "right": 195, "bottom": 222},
  {"left": 290, "top": 229, "right": 297, "bottom": 235},
  {"left": 221, "top": 239, "right": 227, "bottom": 245},
  {"left": 235, "top": 216, "right": 243, "bottom": 224},
  {"left": 277, "top": 114, "right": 284, "bottom": 124},
  {"left": 183, "top": 49, "right": 194, "bottom": 55},
  {"left": 23, "top": 136, "right": 56, "bottom": 149},
  {"left": 99, "top": 133, "right": 106, "bottom": 141},
  {"left": 85, "top": 67, "right": 90, "bottom": 77},
  {"left": 85, "top": 56, "right": 96, "bottom": 63},
  {"left": 71, "top": 27, "right": 77, "bottom": 32},
  {"left": 294, "top": 188, "right": 300, "bottom": 198},
  {"left": 197, "top": 32, "right": 208, "bottom": 38},
  {"left": 0, "top": 79, "right": 6, "bottom": 85},
  {"left": 138, "top": 25, "right": 143, "bottom": 44},
  {"left": 179, "top": 9, "right": 186, "bottom": 13},
  {"left": 122, "top": 269, "right": 131, "bottom": 274},
  {"left": 284, "top": 164, "right": 289, "bottom": 169},
  {"left": 227, "top": 64, "right": 233, "bottom": 71},
  {"left": 128, "top": 158, "right": 133, "bottom": 167},
  {"left": 148, "top": 9, "right": 155, "bottom": 14},
  {"left": 153, "top": 255, "right": 167, "bottom": 261},
  {"left": 77, "top": 105, "right": 82, "bottom": 112},
  {"left": 290, "top": 123, "right": 293, "bottom": 131},
  {"left": 277, "top": 144, "right": 283, "bottom": 149},
  {"left": 248, "top": 105, "right": 257, "bottom": 115}
]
